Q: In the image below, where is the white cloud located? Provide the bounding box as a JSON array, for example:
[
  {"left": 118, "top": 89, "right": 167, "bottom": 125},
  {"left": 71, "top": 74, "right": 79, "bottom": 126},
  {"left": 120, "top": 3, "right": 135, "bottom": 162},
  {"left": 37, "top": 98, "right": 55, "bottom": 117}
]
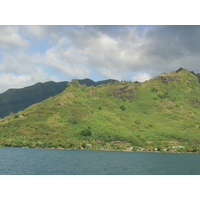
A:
[
  {"left": 0, "top": 70, "right": 58, "bottom": 93},
  {"left": 0, "top": 51, "right": 42, "bottom": 74},
  {"left": 23, "top": 25, "right": 47, "bottom": 40},
  {"left": 22, "top": 25, "right": 67, "bottom": 42},
  {"left": 0, "top": 26, "right": 29, "bottom": 50},
  {"left": 0, "top": 51, "right": 58, "bottom": 93},
  {"left": 131, "top": 72, "right": 151, "bottom": 82},
  {"left": 40, "top": 26, "right": 146, "bottom": 80},
  {"left": 0, "top": 73, "right": 32, "bottom": 93},
  {"left": 43, "top": 38, "right": 90, "bottom": 78}
]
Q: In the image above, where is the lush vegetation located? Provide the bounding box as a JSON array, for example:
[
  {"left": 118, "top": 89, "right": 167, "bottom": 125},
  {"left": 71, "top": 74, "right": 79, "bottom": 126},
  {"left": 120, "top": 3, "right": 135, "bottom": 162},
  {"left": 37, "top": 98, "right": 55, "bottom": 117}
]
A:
[
  {"left": 0, "top": 68, "right": 200, "bottom": 152},
  {"left": 0, "top": 79, "right": 117, "bottom": 118}
]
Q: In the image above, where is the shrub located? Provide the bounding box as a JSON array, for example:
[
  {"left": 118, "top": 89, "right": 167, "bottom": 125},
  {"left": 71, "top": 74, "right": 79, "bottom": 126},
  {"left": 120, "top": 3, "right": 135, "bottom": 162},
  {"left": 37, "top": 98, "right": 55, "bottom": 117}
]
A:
[
  {"left": 14, "top": 114, "right": 19, "bottom": 119},
  {"left": 151, "top": 88, "right": 158, "bottom": 93},
  {"left": 80, "top": 127, "right": 92, "bottom": 137},
  {"left": 135, "top": 120, "right": 140, "bottom": 125},
  {"left": 69, "top": 118, "right": 78, "bottom": 124},
  {"left": 120, "top": 105, "right": 126, "bottom": 111}
]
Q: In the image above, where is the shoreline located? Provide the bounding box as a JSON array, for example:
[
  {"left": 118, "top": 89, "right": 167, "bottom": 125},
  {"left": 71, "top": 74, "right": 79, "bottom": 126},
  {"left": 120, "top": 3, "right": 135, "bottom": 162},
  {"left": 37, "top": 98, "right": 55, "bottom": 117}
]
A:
[{"left": 0, "top": 146, "right": 198, "bottom": 154}]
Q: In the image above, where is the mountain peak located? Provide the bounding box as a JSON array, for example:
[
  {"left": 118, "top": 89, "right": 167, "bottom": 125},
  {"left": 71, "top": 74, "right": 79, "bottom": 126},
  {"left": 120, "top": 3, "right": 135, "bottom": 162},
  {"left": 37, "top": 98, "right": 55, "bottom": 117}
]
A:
[
  {"left": 175, "top": 67, "right": 187, "bottom": 73},
  {"left": 151, "top": 68, "right": 198, "bottom": 86}
]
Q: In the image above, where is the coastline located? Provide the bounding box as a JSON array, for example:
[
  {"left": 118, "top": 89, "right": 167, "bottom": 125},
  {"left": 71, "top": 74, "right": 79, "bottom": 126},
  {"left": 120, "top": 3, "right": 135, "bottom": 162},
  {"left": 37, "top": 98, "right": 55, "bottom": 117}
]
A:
[{"left": 0, "top": 146, "right": 198, "bottom": 154}]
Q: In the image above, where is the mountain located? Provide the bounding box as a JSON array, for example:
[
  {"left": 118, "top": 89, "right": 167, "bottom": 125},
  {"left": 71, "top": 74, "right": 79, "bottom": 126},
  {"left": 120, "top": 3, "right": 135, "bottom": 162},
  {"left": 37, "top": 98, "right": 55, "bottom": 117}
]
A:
[
  {"left": 0, "top": 68, "right": 199, "bottom": 152},
  {"left": 0, "top": 79, "right": 117, "bottom": 118}
]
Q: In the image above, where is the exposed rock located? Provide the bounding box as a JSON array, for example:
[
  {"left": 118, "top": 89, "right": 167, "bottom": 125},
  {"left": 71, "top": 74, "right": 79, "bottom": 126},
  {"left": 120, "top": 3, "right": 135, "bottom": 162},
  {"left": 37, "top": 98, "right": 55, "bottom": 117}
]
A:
[
  {"left": 54, "top": 103, "right": 64, "bottom": 106},
  {"left": 113, "top": 86, "right": 136, "bottom": 99},
  {"left": 154, "top": 75, "right": 180, "bottom": 84},
  {"left": 96, "top": 139, "right": 102, "bottom": 143}
]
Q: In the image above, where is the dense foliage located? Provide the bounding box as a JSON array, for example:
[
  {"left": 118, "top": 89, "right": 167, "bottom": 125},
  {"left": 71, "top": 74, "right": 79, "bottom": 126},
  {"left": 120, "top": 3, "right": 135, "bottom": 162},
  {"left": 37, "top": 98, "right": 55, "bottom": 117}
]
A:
[
  {"left": 0, "top": 68, "right": 200, "bottom": 152},
  {"left": 0, "top": 79, "right": 117, "bottom": 118}
]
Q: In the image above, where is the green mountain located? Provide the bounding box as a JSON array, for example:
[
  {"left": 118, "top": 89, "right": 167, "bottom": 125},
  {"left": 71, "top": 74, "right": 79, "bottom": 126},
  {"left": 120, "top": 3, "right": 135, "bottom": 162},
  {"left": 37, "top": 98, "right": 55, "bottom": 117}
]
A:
[
  {"left": 0, "top": 68, "right": 200, "bottom": 152},
  {"left": 0, "top": 79, "right": 117, "bottom": 118}
]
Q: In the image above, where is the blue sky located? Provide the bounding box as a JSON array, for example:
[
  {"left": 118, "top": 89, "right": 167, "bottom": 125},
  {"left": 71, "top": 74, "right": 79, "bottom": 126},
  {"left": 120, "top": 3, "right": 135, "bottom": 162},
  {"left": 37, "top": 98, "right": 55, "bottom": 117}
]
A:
[{"left": 0, "top": 25, "right": 200, "bottom": 93}]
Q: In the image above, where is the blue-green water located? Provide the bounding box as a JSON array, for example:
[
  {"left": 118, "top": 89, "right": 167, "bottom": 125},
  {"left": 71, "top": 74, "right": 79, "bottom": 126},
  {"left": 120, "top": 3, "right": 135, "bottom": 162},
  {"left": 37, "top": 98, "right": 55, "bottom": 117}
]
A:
[{"left": 0, "top": 147, "right": 200, "bottom": 175}]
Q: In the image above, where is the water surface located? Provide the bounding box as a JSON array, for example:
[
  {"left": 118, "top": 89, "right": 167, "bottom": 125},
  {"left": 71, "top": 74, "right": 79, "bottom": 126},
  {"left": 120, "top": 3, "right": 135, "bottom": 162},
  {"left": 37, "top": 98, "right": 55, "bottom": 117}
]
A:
[{"left": 0, "top": 147, "right": 199, "bottom": 175}]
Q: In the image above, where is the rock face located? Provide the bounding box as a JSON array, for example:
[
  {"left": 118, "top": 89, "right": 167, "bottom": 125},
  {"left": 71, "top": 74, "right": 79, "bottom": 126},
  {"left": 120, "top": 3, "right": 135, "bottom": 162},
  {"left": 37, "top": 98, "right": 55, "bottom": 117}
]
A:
[
  {"left": 153, "top": 75, "right": 180, "bottom": 84},
  {"left": 152, "top": 68, "right": 199, "bottom": 86},
  {"left": 113, "top": 85, "right": 136, "bottom": 99}
]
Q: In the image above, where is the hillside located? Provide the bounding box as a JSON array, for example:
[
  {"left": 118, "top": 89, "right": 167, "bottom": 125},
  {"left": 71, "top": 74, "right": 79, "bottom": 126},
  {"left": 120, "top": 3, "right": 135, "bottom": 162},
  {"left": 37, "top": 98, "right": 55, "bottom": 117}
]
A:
[
  {"left": 0, "top": 68, "right": 200, "bottom": 152},
  {"left": 0, "top": 79, "right": 117, "bottom": 118}
]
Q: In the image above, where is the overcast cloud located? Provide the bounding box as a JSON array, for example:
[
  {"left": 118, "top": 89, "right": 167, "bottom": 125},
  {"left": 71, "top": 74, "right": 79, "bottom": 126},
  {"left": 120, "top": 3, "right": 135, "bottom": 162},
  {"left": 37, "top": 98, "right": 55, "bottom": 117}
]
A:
[{"left": 0, "top": 25, "right": 200, "bottom": 93}]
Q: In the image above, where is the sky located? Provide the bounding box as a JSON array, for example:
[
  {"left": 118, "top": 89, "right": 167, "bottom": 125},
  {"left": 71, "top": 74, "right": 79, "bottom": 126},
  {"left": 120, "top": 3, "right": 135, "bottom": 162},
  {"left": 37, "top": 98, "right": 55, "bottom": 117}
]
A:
[{"left": 0, "top": 25, "right": 200, "bottom": 93}]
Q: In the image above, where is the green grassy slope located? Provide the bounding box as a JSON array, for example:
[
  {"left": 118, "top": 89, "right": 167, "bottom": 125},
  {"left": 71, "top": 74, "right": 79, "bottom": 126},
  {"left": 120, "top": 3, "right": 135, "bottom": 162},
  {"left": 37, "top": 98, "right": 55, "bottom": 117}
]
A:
[
  {"left": 0, "top": 79, "right": 117, "bottom": 118},
  {"left": 0, "top": 69, "right": 199, "bottom": 152}
]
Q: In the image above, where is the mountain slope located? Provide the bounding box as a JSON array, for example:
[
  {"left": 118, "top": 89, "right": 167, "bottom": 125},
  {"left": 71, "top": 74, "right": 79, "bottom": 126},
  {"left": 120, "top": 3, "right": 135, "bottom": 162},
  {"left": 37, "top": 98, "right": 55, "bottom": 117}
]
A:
[
  {"left": 0, "top": 79, "right": 117, "bottom": 118},
  {"left": 0, "top": 69, "right": 199, "bottom": 152}
]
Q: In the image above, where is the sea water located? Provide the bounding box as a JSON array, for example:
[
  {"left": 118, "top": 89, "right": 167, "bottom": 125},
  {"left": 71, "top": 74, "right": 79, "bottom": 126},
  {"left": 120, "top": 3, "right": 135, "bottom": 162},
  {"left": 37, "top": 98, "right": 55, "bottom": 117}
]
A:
[{"left": 0, "top": 147, "right": 199, "bottom": 175}]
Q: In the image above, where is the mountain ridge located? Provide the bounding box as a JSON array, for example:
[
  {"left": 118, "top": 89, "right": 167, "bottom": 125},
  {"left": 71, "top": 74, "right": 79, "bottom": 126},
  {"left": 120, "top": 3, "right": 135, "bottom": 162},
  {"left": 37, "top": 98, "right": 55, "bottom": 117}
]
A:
[
  {"left": 0, "top": 78, "right": 117, "bottom": 118},
  {"left": 0, "top": 68, "right": 199, "bottom": 152}
]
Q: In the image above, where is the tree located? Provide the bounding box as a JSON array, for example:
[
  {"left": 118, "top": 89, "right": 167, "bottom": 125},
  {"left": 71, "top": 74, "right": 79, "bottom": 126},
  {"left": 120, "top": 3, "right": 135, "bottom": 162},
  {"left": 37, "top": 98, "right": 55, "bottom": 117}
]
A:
[
  {"left": 80, "top": 127, "right": 92, "bottom": 137},
  {"left": 67, "top": 79, "right": 80, "bottom": 87},
  {"left": 71, "top": 79, "right": 79, "bottom": 86},
  {"left": 120, "top": 105, "right": 126, "bottom": 111}
]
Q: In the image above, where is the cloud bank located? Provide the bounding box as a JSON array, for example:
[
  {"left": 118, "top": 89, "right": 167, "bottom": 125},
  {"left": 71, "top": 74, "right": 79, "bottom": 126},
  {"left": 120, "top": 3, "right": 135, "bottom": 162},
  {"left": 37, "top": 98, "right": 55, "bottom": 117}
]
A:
[{"left": 0, "top": 25, "right": 200, "bottom": 92}]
